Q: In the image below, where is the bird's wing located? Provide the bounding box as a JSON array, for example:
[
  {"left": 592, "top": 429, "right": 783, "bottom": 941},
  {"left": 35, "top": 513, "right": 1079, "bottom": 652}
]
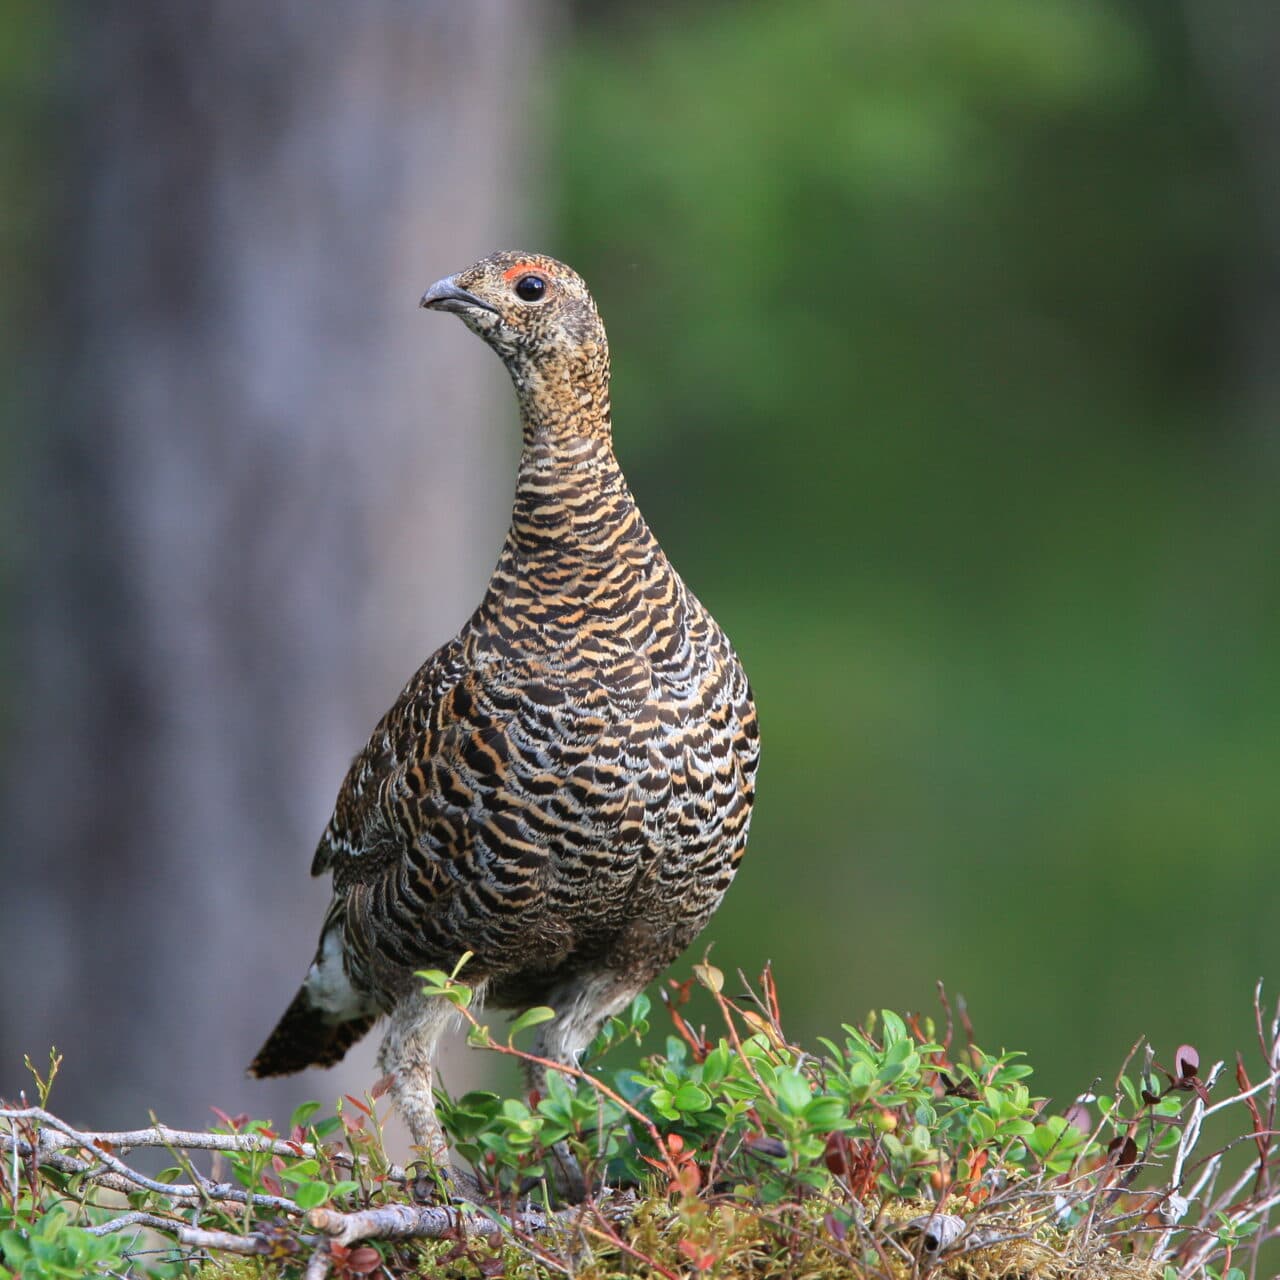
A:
[
  {"left": 312, "top": 644, "right": 649, "bottom": 884},
  {"left": 310, "top": 637, "right": 474, "bottom": 877},
  {"left": 308, "top": 646, "right": 655, "bottom": 981}
]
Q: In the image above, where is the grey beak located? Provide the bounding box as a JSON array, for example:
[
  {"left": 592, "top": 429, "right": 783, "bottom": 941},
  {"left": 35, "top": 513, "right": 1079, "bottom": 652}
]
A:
[{"left": 419, "top": 275, "right": 498, "bottom": 314}]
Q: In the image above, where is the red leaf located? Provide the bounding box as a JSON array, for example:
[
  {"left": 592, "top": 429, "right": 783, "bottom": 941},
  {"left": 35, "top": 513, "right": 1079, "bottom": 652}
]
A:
[
  {"left": 671, "top": 1162, "right": 701, "bottom": 1196},
  {"left": 677, "top": 1240, "right": 717, "bottom": 1270},
  {"left": 667, "top": 1005, "right": 710, "bottom": 1061},
  {"left": 665, "top": 977, "right": 693, "bottom": 1008},
  {"left": 347, "top": 1246, "right": 382, "bottom": 1274},
  {"left": 343, "top": 1094, "right": 373, "bottom": 1117},
  {"left": 1234, "top": 1054, "right": 1271, "bottom": 1172},
  {"left": 210, "top": 1106, "right": 247, "bottom": 1132},
  {"left": 1174, "top": 1044, "right": 1199, "bottom": 1081},
  {"left": 370, "top": 1074, "right": 393, "bottom": 1101}
]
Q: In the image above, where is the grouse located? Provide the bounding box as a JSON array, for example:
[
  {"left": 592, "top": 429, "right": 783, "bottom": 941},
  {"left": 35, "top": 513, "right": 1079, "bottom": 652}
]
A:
[{"left": 249, "top": 252, "right": 760, "bottom": 1176}]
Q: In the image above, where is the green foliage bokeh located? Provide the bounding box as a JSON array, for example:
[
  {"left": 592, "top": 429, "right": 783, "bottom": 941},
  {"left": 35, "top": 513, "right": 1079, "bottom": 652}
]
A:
[{"left": 555, "top": 0, "right": 1280, "bottom": 1106}]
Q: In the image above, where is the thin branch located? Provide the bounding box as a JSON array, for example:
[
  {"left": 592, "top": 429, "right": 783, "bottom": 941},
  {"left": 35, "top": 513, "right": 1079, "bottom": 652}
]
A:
[
  {"left": 304, "top": 1248, "right": 332, "bottom": 1280},
  {"left": 88, "top": 1211, "right": 270, "bottom": 1255},
  {"left": 1, "top": 1126, "right": 301, "bottom": 1214},
  {"left": 0, "top": 1106, "right": 407, "bottom": 1182},
  {"left": 1197, "top": 1065, "right": 1280, "bottom": 1123},
  {"left": 306, "top": 1194, "right": 630, "bottom": 1249}
]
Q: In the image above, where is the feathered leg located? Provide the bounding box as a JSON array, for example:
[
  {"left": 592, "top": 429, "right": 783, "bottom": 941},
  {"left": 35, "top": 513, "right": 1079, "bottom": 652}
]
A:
[{"left": 378, "top": 990, "right": 463, "bottom": 1170}]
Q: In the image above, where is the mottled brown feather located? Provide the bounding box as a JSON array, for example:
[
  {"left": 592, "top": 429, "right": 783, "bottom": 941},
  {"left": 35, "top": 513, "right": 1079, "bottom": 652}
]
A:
[{"left": 250, "top": 253, "right": 759, "bottom": 1123}]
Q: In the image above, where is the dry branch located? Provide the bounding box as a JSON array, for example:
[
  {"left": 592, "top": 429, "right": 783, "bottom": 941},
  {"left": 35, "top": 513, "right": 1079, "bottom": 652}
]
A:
[
  {"left": 0, "top": 1107, "right": 301, "bottom": 1214},
  {"left": 0, "top": 1105, "right": 407, "bottom": 1182},
  {"left": 309, "top": 1201, "right": 545, "bottom": 1247},
  {"left": 0, "top": 1099, "right": 635, "bottom": 1274},
  {"left": 88, "top": 1212, "right": 268, "bottom": 1255}
]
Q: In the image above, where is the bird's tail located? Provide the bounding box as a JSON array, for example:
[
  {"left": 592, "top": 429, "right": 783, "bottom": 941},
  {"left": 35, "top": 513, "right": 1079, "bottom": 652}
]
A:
[{"left": 248, "top": 986, "right": 375, "bottom": 1077}]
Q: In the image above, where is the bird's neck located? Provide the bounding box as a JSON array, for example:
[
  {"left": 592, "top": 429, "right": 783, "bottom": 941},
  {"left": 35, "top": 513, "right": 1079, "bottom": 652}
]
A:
[
  {"left": 504, "top": 345, "right": 645, "bottom": 557},
  {"left": 510, "top": 341, "right": 613, "bottom": 458}
]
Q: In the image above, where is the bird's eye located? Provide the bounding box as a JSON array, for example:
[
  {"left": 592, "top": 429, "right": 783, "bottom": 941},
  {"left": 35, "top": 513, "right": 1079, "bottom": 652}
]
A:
[{"left": 514, "top": 274, "right": 546, "bottom": 303}]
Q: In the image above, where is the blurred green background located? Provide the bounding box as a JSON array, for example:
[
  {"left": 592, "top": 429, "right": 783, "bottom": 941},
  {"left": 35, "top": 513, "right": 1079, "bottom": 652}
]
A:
[
  {"left": 0, "top": 0, "right": 1275, "bottom": 1131},
  {"left": 552, "top": 0, "right": 1279, "bottom": 1105}
]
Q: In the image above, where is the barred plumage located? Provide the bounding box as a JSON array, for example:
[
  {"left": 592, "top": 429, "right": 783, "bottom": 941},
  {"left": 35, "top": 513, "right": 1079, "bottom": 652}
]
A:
[{"left": 249, "top": 252, "right": 759, "bottom": 1176}]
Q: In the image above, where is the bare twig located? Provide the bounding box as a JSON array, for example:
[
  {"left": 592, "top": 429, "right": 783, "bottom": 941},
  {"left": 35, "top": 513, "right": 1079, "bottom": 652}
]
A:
[
  {"left": 309, "top": 1200, "right": 543, "bottom": 1247},
  {"left": 0, "top": 1127, "right": 300, "bottom": 1215},
  {"left": 87, "top": 1211, "right": 269, "bottom": 1254},
  {"left": 304, "top": 1247, "right": 332, "bottom": 1280},
  {"left": 306, "top": 1193, "right": 636, "bottom": 1249},
  {"left": 0, "top": 1106, "right": 407, "bottom": 1182}
]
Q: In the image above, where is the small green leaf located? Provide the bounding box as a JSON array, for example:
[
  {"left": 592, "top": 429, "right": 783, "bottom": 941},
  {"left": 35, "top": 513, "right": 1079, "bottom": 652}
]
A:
[
  {"left": 0, "top": 1231, "right": 31, "bottom": 1264},
  {"left": 775, "top": 1069, "right": 812, "bottom": 1114},
  {"left": 907, "top": 1124, "right": 931, "bottom": 1151},
  {"left": 649, "top": 1088, "right": 676, "bottom": 1116},
  {"left": 969, "top": 1111, "right": 997, "bottom": 1142},
  {"left": 294, "top": 1181, "right": 330, "bottom": 1210},
  {"left": 880, "top": 1010, "right": 908, "bottom": 1044},
  {"left": 672, "top": 1082, "right": 712, "bottom": 1113},
  {"left": 876, "top": 1058, "right": 907, "bottom": 1084},
  {"left": 290, "top": 1100, "right": 322, "bottom": 1130},
  {"left": 803, "top": 1097, "right": 847, "bottom": 1129},
  {"left": 508, "top": 1006, "right": 556, "bottom": 1041},
  {"left": 702, "top": 1043, "right": 731, "bottom": 1084}
]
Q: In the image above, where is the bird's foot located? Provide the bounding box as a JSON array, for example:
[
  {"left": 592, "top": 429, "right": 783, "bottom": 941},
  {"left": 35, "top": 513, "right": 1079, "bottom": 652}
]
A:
[
  {"left": 549, "top": 1140, "right": 588, "bottom": 1204},
  {"left": 407, "top": 1156, "right": 485, "bottom": 1206}
]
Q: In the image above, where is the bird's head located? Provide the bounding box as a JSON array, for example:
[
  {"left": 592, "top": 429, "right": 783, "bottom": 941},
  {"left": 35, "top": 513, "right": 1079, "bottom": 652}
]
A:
[{"left": 420, "top": 251, "right": 607, "bottom": 376}]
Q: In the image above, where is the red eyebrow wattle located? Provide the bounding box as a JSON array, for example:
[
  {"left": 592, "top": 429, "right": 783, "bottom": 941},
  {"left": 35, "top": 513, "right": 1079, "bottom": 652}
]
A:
[{"left": 502, "top": 262, "right": 543, "bottom": 281}]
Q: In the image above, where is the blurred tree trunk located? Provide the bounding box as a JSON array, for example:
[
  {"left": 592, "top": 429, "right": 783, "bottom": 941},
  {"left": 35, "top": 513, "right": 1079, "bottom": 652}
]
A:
[{"left": 1, "top": 1, "right": 546, "bottom": 1135}]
